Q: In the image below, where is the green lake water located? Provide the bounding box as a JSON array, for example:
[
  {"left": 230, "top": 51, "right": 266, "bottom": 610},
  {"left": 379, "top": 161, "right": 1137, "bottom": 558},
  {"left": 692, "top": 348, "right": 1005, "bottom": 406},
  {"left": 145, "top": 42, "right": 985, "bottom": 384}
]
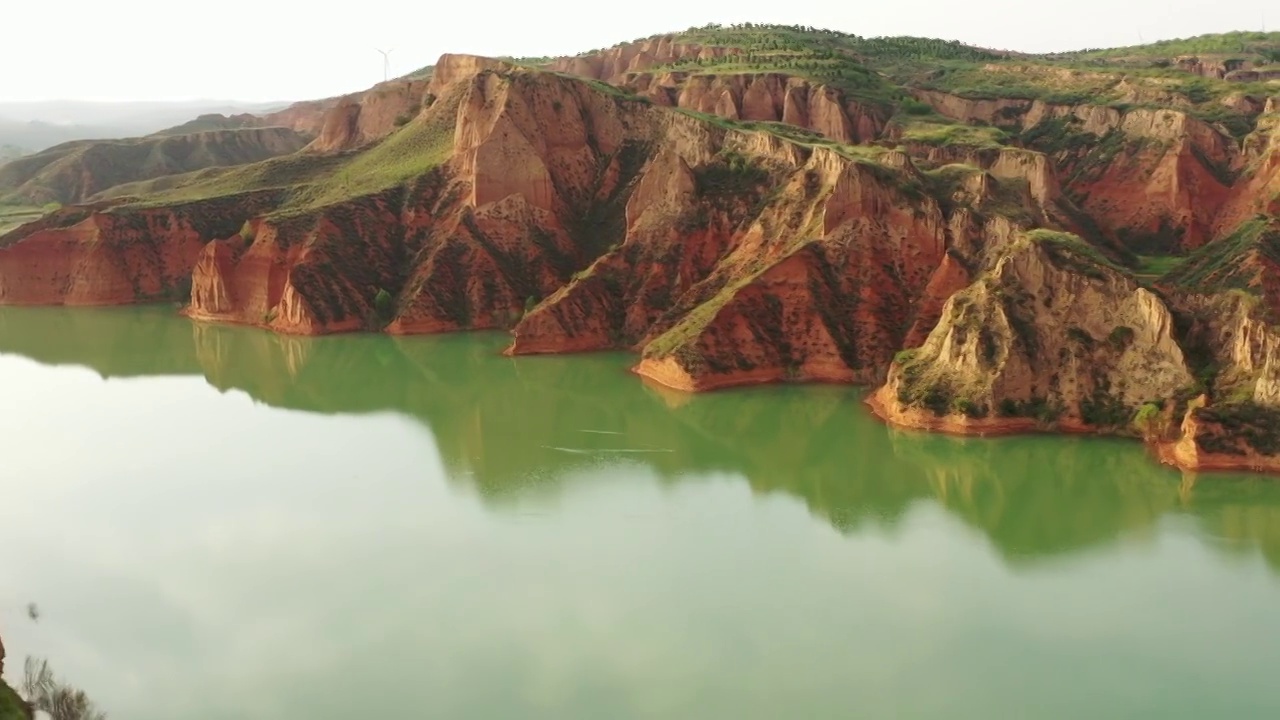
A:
[{"left": 1, "top": 305, "right": 1279, "bottom": 719}]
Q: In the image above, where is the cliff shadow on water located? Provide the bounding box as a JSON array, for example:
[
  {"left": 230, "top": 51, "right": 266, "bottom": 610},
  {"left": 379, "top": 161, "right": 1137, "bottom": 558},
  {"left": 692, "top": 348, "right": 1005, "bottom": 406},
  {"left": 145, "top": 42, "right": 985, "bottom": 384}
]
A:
[{"left": 0, "top": 305, "right": 1278, "bottom": 573}]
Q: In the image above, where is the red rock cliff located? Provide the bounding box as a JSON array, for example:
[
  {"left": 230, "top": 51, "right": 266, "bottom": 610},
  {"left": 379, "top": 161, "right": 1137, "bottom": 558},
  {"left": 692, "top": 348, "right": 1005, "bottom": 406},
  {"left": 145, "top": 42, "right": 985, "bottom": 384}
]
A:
[
  {"left": 546, "top": 36, "right": 743, "bottom": 83},
  {"left": 0, "top": 194, "right": 279, "bottom": 305}
]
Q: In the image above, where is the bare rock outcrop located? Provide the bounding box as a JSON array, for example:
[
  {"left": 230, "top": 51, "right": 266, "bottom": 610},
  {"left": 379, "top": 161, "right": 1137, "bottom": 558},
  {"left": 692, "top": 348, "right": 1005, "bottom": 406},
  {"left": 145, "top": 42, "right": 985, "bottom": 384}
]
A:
[
  {"left": 870, "top": 231, "right": 1193, "bottom": 433},
  {"left": 546, "top": 36, "right": 743, "bottom": 84},
  {"left": 618, "top": 72, "right": 885, "bottom": 143},
  {"left": 307, "top": 78, "right": 434, "bottom": 153}
]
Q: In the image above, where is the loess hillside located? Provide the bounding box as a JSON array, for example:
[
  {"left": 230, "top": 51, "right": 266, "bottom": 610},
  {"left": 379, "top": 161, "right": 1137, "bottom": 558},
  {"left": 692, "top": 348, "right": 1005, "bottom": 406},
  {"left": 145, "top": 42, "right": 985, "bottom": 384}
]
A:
[
  {"left": 1, "top": 24, "right": 1280, "bottom": 474},
  {"left": 0, "top": 126, "right": 310, "bottom": 205}
]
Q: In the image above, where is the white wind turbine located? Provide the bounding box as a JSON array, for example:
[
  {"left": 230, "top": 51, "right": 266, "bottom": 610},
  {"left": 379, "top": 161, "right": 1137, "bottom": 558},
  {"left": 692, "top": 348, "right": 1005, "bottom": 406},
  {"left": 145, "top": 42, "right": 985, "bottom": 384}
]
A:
[{"left": 375, "top": 48, "right": 394, "bottom": 82}]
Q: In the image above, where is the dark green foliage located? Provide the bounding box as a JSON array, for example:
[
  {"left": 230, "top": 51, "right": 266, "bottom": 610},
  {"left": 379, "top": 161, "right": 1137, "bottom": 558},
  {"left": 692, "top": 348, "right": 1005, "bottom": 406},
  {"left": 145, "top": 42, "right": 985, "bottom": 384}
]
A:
[
  {"left": 1067, "top": 326, "right": 1096, "bottom": 348},
  {"left": 978, "top": 327, "right": 999, "bottom": 365},
  {"left": 1191, "top": 143, "right": 1239, "bottom": 186},
  {"left": 1133, "top": 402, "right": 1165, "bottom": 436},
  {"left": 1116, "top": 219, "right": 1186, "bottom": 256},
  {"left": 900, "top": 99, "right": 934, "bottom": 115},
  {"left": 694, "top": 151, "right": 771, "bottom": 197},
  {"left": 921, "top": 384, "right": 953, "bottom": 415},
  {"left": 1079, "top": 390, "right": 1131, "bottom": 428},
  {"left": 1019, "top": 117, "right": 1099, "bottom": 156},
  {"left": 805, "top": 246, "right": 868, "bottom": 371},
  {"left": 1173, "top": 78, "right": 1215, "bottom": 104},
  {"left": 1193, "top": 106, "right": 1257, "bottom": 139},
  {"left": 955, "top": 399, "right": 989, "bottom": 418},
  {"left": 1107, "top": 325, "right": 1135, "bottom": 349},
  {"left": 997, "top": 396, "right": 1063, "bottom": 423},
  {"left": 0, "top": 680, "right": 27, "bottom": 720},
  {"left": 1196, "top": 402, "right": 1280, "bottom": 456},
  {"left": 374, "top": 288, "right": 394, "bottom": 321}
]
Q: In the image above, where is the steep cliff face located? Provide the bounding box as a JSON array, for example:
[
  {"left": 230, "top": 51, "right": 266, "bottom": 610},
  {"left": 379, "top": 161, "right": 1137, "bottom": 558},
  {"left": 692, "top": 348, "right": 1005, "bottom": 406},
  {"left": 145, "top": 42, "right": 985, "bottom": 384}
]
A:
[
  {"left": 618, "top": 71, "right": 885, "bottom": 143},
  {"left": 1162, "top": 217, "right": 1280, "bottom": 310},
  {"left": 546, "top": 36, "right": 743, "bottom": 83},
  {"left": 623, "top": 156, "right": 953, "bottom": 390},
  {"left": 260, "top": 98, "right": 343, "bottom": 137},
  {"left": 1217, "top": 113, "right": 1280, "bottom": 232},
  {"left": 509, "top": 134, "right": 1052, "bottom": 390},
  {"left": 901, "top": 143, "right": 1132, "bottom": 257},
  {"left": 870, "top": 231, "right": 1193, "bottom": 434},
  {"left": 1174, "top": 55, "right": 1250, "bottom": 79},
  {"left": 0, "top": 61, "right": 1076, "bottom": 388},
  {"left": 1151, "top": 292, "right": 1280, "bottom": 472},
  {"left": 0, "top": 127, "right": 309, "bottom": 204},
  {"left": 186, "top": 193, "right": 410, "bottom": 333},
  {"left": 917, "top": 90, "right": 1241, "bottom": 251},
  {"left": 388, "top": 68, "right": 658, "bottom": 334},
  {"left": 307, "top": 78, "right": 436, "bottom": 153},
  {"left": 0, "top": 195, "right": 278, "bottom": 305},
  {"left": 186, "top": 67, "right": 658, "bottom": 336},
  {"left": 911, "top": 90, "right": 1034, "bottom": 126},
  {"left": 1048, "top": 108, "right": 1236, "bottom": 251},
  {"left": 1162, "top": 402, "right": 1280, "bottom": 473}
]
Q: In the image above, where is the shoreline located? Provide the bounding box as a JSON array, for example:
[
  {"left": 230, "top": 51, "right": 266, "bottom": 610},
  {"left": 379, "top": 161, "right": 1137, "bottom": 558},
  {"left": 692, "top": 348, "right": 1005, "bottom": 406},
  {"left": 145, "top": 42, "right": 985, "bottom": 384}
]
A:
[
  {"left": 865, "top": 384, "right": 1280, "bottom": 478},
  {"left": 5, "top": 300, "right": 1280, "bottom": 478}
]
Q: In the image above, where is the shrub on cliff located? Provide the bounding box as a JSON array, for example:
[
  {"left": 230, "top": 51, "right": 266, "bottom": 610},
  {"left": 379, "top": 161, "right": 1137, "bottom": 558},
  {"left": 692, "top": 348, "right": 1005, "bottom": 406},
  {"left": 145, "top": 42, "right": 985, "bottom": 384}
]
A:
[
  {"left": 18, "top": 657, "right": 104, "bottom": 720},
  {"left": 1133, "top": 402, "right": 1165, "bottom": 439},
  {"left": 0, "top": 680, "right": 27, "bottom": 720},
  {"left": 370, "top": 287, "right": 395, "bottom": 329}
]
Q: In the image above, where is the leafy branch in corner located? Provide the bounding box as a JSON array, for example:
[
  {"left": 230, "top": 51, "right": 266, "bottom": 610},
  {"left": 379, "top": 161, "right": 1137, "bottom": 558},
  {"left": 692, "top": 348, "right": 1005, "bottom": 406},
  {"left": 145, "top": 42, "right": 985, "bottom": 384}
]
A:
[{"left": 20, "top": 657, "right": 106, "bottom": 720}]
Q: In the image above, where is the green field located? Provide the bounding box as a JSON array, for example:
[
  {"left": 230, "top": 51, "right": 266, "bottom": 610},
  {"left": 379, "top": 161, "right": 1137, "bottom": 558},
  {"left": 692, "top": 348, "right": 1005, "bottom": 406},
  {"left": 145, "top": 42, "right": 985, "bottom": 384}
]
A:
[{"left": 0, "top": 204, "right": 49, "bottom": 235}]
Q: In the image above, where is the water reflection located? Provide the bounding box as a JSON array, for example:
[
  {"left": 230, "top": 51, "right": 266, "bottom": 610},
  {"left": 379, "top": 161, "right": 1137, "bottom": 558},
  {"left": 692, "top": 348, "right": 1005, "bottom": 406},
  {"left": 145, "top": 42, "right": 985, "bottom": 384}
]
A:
[{"left": 1, "top": 304, "right": 1278, "bottom": 573}]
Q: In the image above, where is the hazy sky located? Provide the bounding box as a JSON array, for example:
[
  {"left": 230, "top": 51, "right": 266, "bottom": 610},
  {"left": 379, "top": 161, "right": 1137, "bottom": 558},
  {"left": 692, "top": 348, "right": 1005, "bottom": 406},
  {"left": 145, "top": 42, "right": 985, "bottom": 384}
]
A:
[{"left": 1, "top": 0, "right": 1273, "bottom": 103}]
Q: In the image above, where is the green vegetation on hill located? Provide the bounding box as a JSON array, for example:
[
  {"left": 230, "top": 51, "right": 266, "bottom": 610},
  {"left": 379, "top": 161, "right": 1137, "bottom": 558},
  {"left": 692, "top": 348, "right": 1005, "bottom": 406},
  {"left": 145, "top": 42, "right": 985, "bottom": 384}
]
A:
[
  {"left": 0, "top": 204, "right": 48, "bottom": 235},
  {"left": 1163, "top": 216, "right": 1280, "bottom": 293},
  {"left": 609, "top": 24, "right": 1015, "bottom": 108},
  {"left": 895, "top": 118, "right": 1010, "bottom": 149},
  {"left": 0, "top": 127, "right": 309, "bottom": 205},
  {"left": 0, "top": 680, "right": 25, "bottom": 720},
  {"left": 1051, "top": 31, "right": 1280, "bottom": 62},
  {"left": 570, "top": 23, "right": 1278, "bottom": 140},
  {"left": 128, "top": 88, "right": 462, "bottom": 218},
  {"left": 150, "top": 113, "right": 261, "bottom": 137},
  {"left": 1025, "top": 228, "right": 1129, "bottom": 278}
]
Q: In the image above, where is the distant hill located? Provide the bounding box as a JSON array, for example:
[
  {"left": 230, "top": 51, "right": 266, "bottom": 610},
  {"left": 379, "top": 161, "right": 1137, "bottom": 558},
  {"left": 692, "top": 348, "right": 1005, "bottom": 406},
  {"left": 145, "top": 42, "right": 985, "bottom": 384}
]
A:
[
  {"left": 0, "top": 99, "right": 292, "bottom": 154},
  {"left": 151, "top": 113, "right": 264, "bottom": 137},
  {"left": 0, "top": 126, "right": 309, "bottom": 204}
]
